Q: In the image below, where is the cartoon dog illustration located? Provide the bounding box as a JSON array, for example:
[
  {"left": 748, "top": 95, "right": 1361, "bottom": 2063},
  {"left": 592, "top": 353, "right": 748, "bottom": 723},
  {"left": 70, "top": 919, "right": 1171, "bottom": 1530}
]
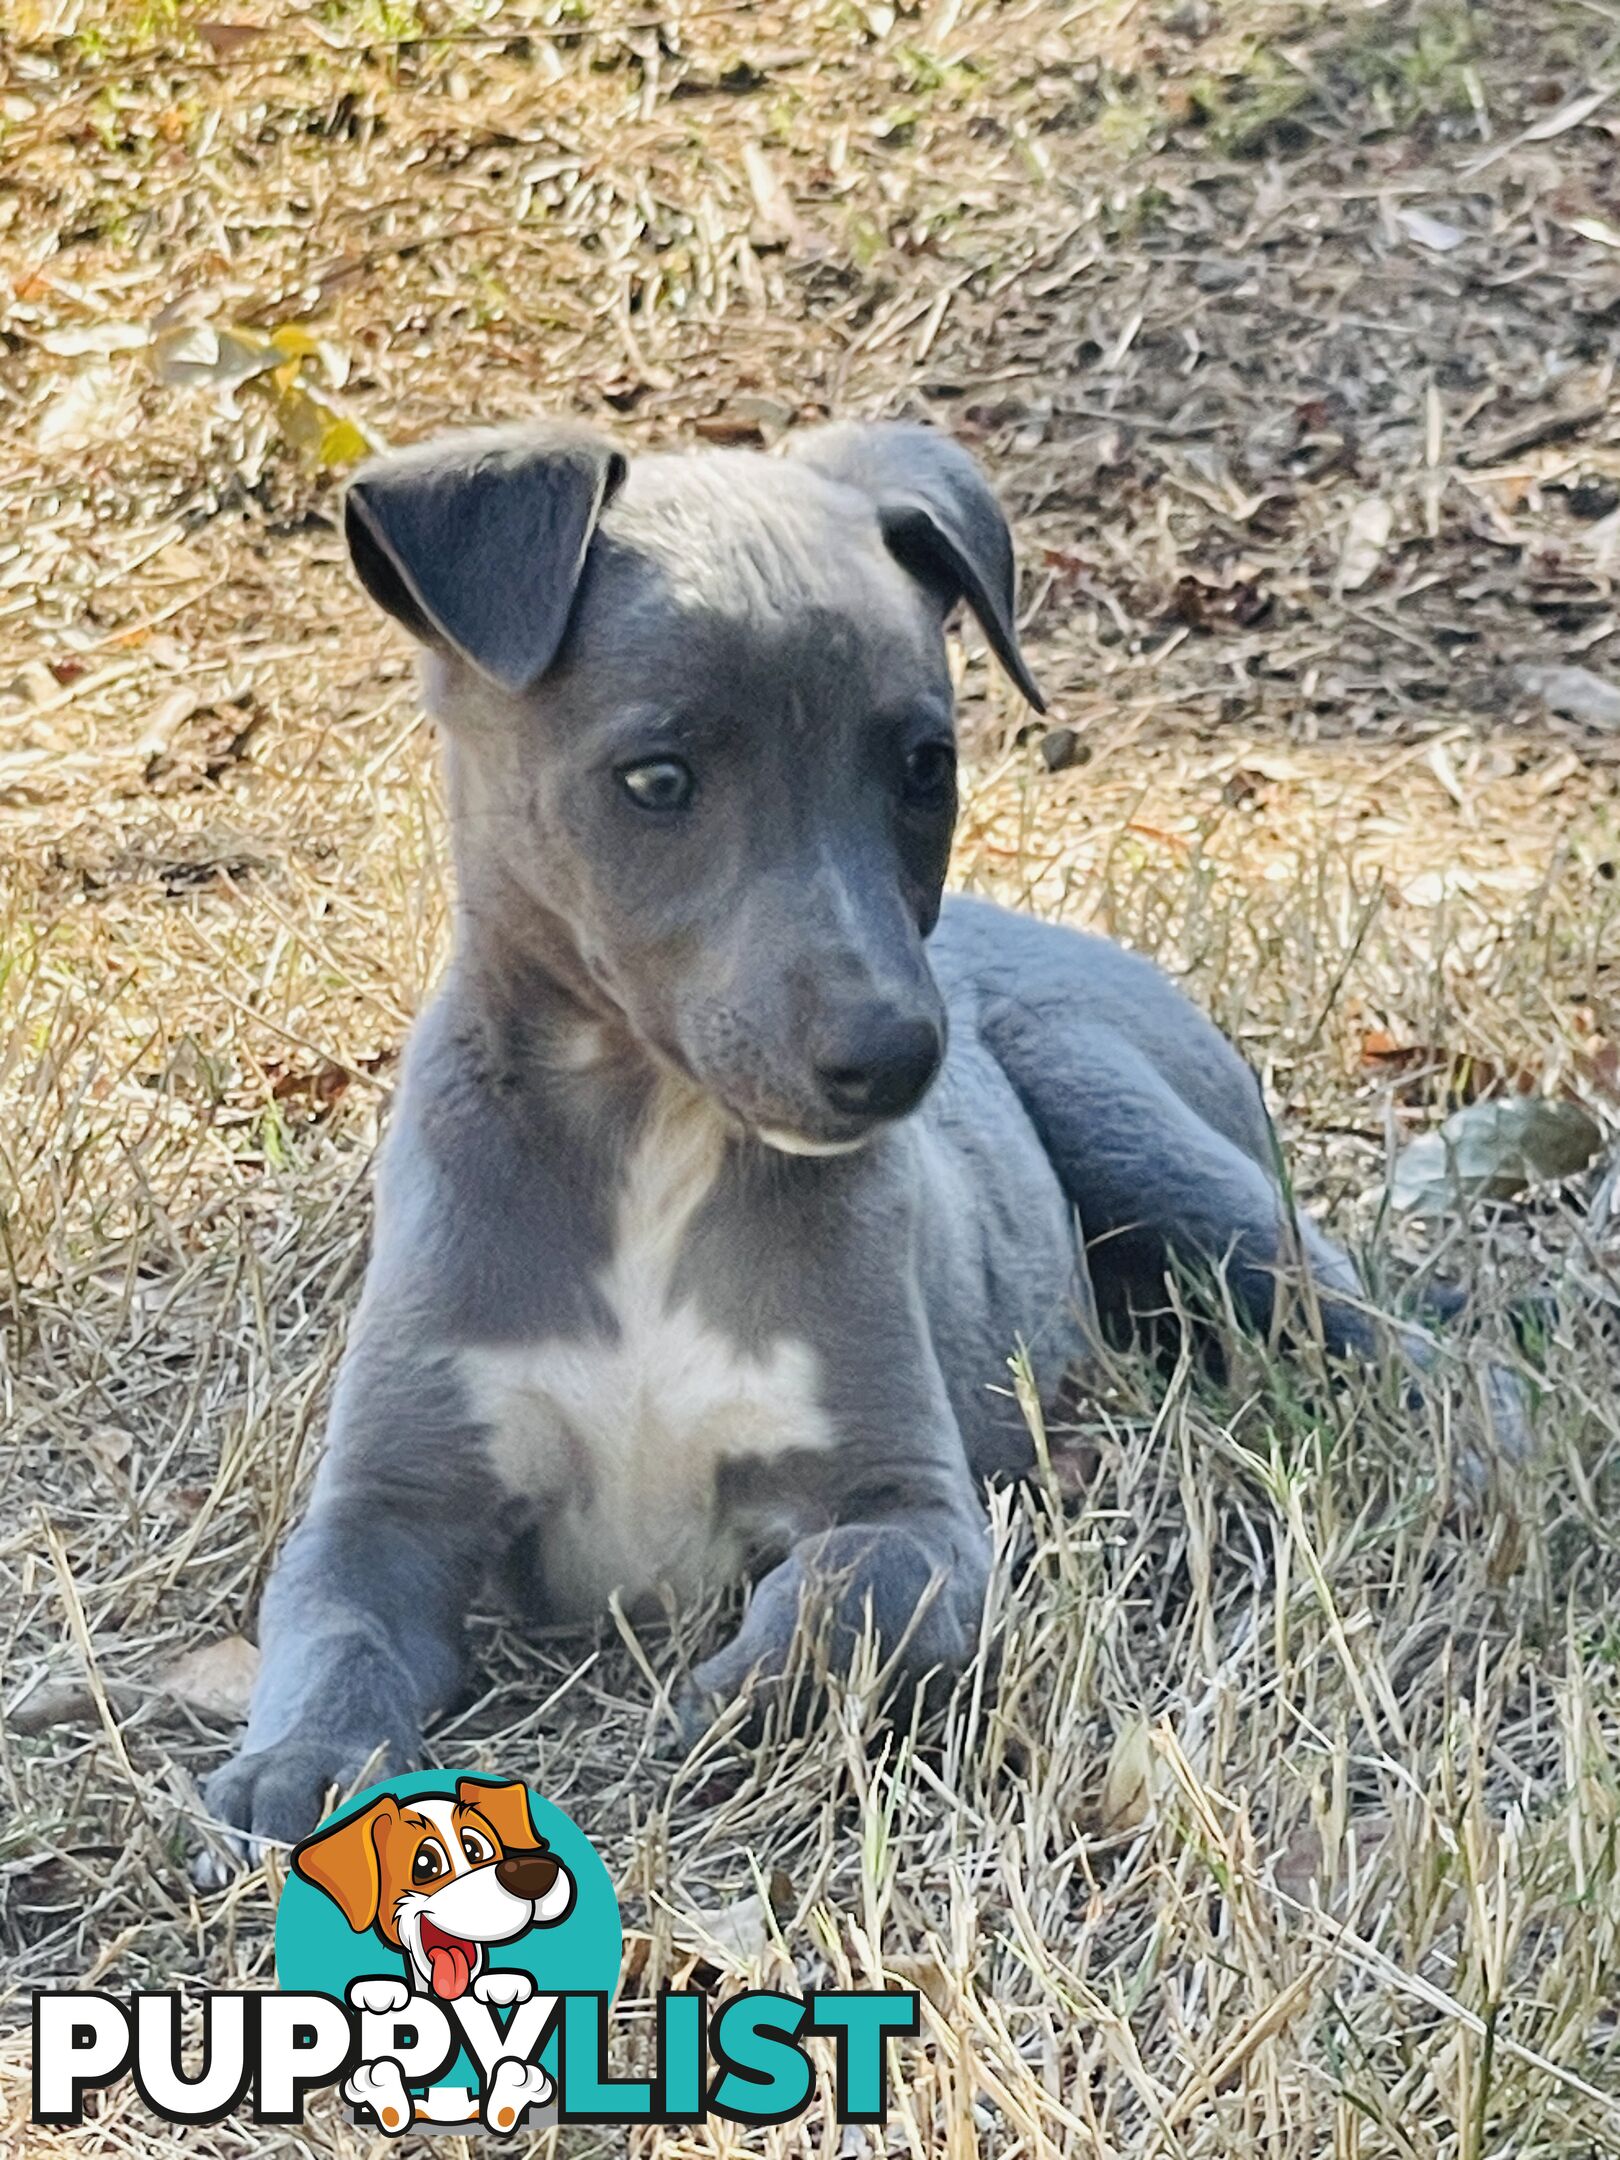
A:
[{"left": 291, "top": 1774, "right": 575, "bottom": 2001}]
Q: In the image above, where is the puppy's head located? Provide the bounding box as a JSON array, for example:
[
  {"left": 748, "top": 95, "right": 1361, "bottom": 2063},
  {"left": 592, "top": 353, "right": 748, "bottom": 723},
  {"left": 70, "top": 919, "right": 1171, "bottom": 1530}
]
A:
[
  {"left": 292, "top": 1777, "right": 575, "bottom": 1999},
  {"left": 345, "top": 419, "right": 1043, "bottom": 1153}
]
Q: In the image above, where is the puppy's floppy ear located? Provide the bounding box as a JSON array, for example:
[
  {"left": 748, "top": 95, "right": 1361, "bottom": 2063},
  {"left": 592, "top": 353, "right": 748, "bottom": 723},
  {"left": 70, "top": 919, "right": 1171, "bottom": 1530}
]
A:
[
  {"left": 784, "top": 420, "right": 1045, "bottom": 712},
  {"left": 455, "top": 1775, "right": 539, "bottom": 1852},
  {"left": 345, "top": 423, "right": 627, "bottom": 693},
  {"left": 291, "top": 1796, "right": 398, "bottom": 1932}
]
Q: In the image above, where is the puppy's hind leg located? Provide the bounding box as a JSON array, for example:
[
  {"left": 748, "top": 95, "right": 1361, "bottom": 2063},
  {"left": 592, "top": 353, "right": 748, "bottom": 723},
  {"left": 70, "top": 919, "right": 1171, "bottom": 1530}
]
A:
[
  {"left": 985, "top": 1009, "right": 1378, "bottom": 1359},
  {"left": 977, "top": 991, "right": 1532, "bottom": 1467}
]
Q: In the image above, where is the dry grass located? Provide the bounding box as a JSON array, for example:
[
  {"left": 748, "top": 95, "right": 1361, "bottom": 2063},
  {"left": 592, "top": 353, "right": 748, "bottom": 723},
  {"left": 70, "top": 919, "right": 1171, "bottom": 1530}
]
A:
[{"left": 4, "top": 0, "right": 1620, "bottom": 2152}]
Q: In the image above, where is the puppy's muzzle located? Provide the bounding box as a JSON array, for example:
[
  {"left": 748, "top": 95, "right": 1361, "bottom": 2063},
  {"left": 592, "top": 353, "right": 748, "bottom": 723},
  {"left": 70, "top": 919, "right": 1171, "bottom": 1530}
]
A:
[
  {"left": 495, "top": 1847, "right": 562, "bottom": 1900},
  {"left": 811, "top": 1003, "right": 943, "bottom": 1123}
]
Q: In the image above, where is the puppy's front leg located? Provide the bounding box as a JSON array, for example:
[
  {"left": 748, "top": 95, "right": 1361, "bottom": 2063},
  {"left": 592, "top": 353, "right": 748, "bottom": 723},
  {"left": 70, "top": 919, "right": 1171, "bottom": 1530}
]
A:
[
  {"left": 205, "top": 1348, "right": 491, "bottom": 1848},
  {"left": 682, "top": 1469, "right": 987, "bottom": 1740}
]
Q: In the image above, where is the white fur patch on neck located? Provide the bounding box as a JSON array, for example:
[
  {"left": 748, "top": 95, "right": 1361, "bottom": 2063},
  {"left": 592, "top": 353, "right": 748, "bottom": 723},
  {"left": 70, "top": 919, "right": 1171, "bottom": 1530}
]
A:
[
  {"left": 607, "top": 1078, "right": 729, "bottom": 1307},
  {"left": 463, "top": 1081, "right": 831, "bottom": 1615}
]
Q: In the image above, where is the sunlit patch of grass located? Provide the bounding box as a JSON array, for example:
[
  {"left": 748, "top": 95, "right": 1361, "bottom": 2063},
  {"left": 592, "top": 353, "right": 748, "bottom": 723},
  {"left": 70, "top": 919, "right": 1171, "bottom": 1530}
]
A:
[
  {"left": 313, "top": 0, "right": 426, "bottom": 39},
  {"left": 1181, "top": 40, "right": 1316, "bottom": 156},
  {"left": 1335, "top": 0, "right": 1482, "bottom": 129}
]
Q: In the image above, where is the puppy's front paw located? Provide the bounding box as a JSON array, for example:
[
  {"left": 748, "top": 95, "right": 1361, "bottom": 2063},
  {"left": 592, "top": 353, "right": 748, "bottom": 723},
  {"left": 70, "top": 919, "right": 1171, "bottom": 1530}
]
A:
[
  {"left": 472, "top": 1970, "right": 535, "bottom": 2008},
  {"left": 200, "top": 1724, "right": 420, "bottom": 1863},
  {"left": 348, "top": 1978, "right": 412, "bottom": 2015},
  {"left": 677, "top": 1639, "right": 798, "bottom": 1753}
]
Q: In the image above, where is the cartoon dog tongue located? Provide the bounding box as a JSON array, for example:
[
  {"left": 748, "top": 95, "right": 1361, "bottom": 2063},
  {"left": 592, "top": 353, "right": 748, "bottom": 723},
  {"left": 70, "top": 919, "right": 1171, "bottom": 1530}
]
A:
[{"left": 424, "top": 1931, "right": 474, "bottom": 1999}]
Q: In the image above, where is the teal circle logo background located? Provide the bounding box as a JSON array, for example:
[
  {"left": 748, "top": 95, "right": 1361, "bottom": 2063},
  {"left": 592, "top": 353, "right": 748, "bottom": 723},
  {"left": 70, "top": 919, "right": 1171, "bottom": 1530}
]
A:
[{"left": 274, "top": 1770, "right": 622, "bottom": 2083}]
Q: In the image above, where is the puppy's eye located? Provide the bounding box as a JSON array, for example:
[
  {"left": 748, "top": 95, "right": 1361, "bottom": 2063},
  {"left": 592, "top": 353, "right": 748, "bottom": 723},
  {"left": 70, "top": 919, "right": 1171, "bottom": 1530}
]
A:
[
  {"left": 901, "top": 740, "right": 956, "bottom": 810},
  {"left": 460, "top": 1829, "right": 493, "bottom": 1865},
  {"left": 411, "top": 1840, "right": 449, "bottom": 1885},
  {"left": 617, "top": 757, "right": 694, "bottom": 812}
]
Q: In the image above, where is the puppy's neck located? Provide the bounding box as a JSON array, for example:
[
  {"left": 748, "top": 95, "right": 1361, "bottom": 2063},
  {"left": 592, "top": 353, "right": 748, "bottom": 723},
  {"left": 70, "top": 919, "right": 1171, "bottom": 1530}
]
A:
[{"left": 452, "top": 892, "right": 726, "bottom": 1160}]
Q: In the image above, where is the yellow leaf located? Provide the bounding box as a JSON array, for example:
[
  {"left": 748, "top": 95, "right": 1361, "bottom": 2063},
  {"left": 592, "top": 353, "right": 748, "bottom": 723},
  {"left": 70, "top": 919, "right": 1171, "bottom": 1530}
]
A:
[
  {"left": 1100, "top": 1714, "right": 1157, "bottom": 1834},
  {"left": 162, "top": 1634, "right": 259, "bottom": 1717},
  {"left": 316, "top": 413, "right": 372, "bottom": 468},
  {"left": 261, "top": 376, "right": 374, "bottom": 468},
  {"left": 269, "top": 323, "right": 322, "bottom": 363}
]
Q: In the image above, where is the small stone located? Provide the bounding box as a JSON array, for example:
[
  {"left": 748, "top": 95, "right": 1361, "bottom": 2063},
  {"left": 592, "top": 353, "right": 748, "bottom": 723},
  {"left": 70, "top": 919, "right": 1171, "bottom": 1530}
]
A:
[
  {"left": 1192, "top": 257, "right": 1249, "bottom": 292},
  {"left": 1040, "top": 726, "right": 1089, "bottom": 772},
  {"left": 1162, "top": 0, "right": 1214, "bottom": 37}
]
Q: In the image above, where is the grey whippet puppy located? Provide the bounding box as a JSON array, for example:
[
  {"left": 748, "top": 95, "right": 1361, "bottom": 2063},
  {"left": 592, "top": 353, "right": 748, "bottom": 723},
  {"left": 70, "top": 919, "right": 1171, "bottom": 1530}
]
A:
[{"left": 206, "top": 418, "right": 1482, "bottom": 1847}]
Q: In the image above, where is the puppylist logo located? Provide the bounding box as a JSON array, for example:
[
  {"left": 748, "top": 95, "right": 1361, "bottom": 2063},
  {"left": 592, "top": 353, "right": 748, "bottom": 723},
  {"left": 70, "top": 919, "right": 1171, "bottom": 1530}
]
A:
[{"left": 31, "top": 1770, "right": 919, "bottom": 2136}]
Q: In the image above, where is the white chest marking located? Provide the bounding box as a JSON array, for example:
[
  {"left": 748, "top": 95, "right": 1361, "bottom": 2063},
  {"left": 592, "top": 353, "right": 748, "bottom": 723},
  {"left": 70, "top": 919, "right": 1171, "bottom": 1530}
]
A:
[{"left": 463, "top": 1086, "right": 832, "bottom": 1615}]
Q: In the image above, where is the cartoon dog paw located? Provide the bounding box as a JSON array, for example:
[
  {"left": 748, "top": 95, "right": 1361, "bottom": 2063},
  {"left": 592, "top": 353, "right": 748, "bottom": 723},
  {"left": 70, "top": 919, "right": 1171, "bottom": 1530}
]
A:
[
  {"left": 483, "top": 2058, "right": 552, "bottom": 2134},
  {"left": 344, "top": 2060, "right": 414, "bottom": 2136},
  {"left": 472, "top": 1970, "right": 535, "bottom": 2008},
  {"left": 347, "top": 1977, "right": 412, "bottom": 2016}
]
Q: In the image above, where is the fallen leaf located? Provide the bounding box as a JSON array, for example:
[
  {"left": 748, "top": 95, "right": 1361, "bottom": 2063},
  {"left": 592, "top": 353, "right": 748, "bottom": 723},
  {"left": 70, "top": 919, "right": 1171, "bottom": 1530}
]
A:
[
  {"left": 149, "top": 320, "right": 278, "bottom": 395},
  {"left": 741, "top": 142, "right": 821, "bottom": 254},
  {"left": 38, "top": 321, "right": 148, "bottom": 358},
  {"left": 1578, "top": 1034, "right": 1620, "bottom": 1104},
  {"left": 1336, "top": 495, "right": 1393, "bottom": 593},
  {"left": 269, "top": 1058, "right": 354, "bottom": 1111},
  {"left": 884, "top": 1952, "right": 954, "bottom": 2015},
  {"left": 1522, "top": 81, "right": 1614, "bottom": 141},
  {"left": 1360, "top": 1033, "right": 1515, "bottom": 1107},
  {"left": 1396, "top": 207, "right": 1464, "bottom": 252},
  {"left": 161, "top": 1634, "right": 259, "bottom": 1718},
  {"left": 267, "top": 322, "right": 350, "bottom": 389},
  {"left": 730, "top": 391, "right": 795, "bottom": 438},
  {"left": 1568, "top": 213, "right": 1620, "bottom": 249},
  {"left": 1272, "top": 1812, "right": 1393, "bottom": 1900},
  {"left": 670, "top": 1894, "right": 771, "bottom": 1965},
  {"left": 148, "top": 310, "right": 375, "bottom": 464},
  {"left": 1392, "top": 1096, "right": 1603, "bottom": 1216},
  {"left": 196, "top": 19, "right": 266, "bottom": 55},
  {"left": 1099, "top": 1715, "right": 1156, "bottom": 1834},
  {"left": 668, "top": 1870, "right": 791, "bottom": 1968},
  {"left": 84, "top": 1425, "right": 133, "bottom": 1469},
  {"left": 263, "top": 375, "right": 373, "bottom": 467}
]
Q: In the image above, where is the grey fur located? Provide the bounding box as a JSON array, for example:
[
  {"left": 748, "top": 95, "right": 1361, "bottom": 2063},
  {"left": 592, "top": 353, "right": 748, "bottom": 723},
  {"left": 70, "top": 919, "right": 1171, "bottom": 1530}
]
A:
[{"left": 205, "top": 420, "right": 1479, "bottom": 1848}]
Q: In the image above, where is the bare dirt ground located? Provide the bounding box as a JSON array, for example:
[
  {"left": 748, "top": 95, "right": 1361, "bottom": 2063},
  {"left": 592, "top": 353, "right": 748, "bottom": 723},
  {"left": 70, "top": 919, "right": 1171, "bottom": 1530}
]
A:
[{"left": 4, "top": 1, "right": 1620, "bottom": 2153}]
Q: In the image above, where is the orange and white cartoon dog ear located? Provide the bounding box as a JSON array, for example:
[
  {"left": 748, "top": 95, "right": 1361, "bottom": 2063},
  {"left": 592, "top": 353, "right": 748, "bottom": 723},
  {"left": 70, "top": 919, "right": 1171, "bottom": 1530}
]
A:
[
  {"left": 292, "top": 1797, "right": 398, "bottom": 1931},
  {"left": 455, "top": 1775, "right": 538, "bottom": 1852}
]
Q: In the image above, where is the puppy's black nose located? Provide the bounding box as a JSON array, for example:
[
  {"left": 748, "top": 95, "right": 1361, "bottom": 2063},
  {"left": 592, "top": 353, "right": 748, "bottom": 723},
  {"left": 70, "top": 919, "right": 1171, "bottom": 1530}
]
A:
[
  {"left": 812, "top": 1008, "right": 943, "bottom": 1121},
  {"left": 495, "top": 1848, "right": 561, "bottom": 1901}
]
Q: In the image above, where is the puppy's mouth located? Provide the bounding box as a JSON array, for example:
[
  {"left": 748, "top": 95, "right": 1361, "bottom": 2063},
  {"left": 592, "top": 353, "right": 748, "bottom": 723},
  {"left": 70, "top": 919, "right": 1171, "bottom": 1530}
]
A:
[
  {"left": 754, "top": 1123, "right": 874, "bottom": 1158},
  {"left": 418, "top": 1916, "right": 480, "bottom": 2000}
]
